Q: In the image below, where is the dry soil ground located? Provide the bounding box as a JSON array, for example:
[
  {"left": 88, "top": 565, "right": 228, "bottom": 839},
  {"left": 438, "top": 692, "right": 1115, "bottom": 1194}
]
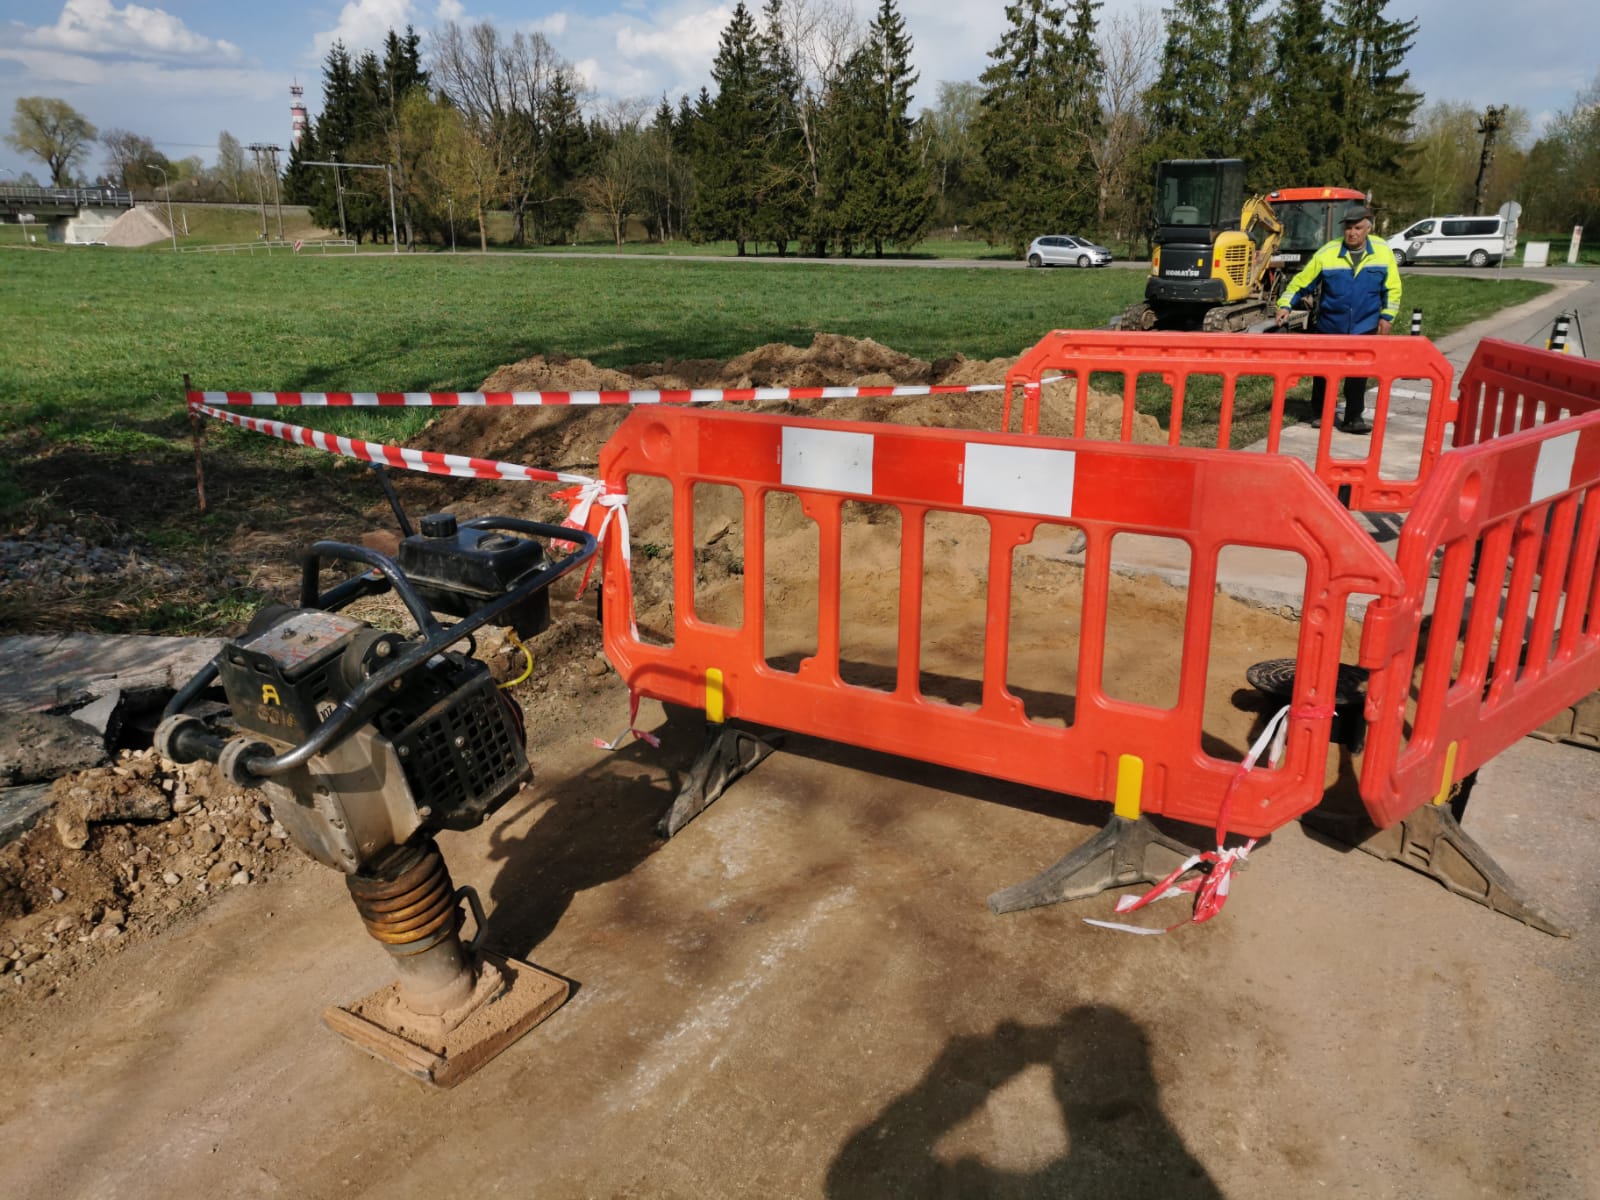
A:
[{"left": 1, "top": 336, "right": 1595, "bottom": 1199}]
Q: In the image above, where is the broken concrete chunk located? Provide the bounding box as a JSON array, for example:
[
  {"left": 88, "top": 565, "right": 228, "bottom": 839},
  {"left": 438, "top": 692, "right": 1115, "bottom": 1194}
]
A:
[
  {"left": 48, "top": 770, "right": 175, "bottom": 850},
  {"left": 69, "top": 689, "right": 125, "bottom": 742},
  {"left": 0, "top": 712, "right": 108, "bottom": 787}
]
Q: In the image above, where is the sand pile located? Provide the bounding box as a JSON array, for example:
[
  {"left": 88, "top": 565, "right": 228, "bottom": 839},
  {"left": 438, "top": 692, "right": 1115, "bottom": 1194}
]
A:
[{"left": 103, "top": 205, "right": 174, "bottom": 248}]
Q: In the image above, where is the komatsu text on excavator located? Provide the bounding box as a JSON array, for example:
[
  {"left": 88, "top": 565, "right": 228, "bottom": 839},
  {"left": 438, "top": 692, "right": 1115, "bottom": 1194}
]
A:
[{"left": 1119, "top": 158, "right": 1365, "bottom": 333}]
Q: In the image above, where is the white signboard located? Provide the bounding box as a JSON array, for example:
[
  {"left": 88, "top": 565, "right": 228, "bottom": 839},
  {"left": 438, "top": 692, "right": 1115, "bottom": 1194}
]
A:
[
  {"left": 1523, "top": 242, "right": 1551, "bottom": 268},
  {"left": 1571, "top": 226, "right": 1584, "bottom": 265}
]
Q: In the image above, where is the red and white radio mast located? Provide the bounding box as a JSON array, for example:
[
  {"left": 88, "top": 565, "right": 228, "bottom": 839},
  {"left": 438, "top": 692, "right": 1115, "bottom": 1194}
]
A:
[{"left": 290, "top": 82, "right": 308, "bottom": 149}]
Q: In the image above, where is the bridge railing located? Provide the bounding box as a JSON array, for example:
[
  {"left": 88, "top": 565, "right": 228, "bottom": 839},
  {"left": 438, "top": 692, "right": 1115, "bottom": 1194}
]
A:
[{"left": 0, "top": 185, "right": 132, "bottom": 209}]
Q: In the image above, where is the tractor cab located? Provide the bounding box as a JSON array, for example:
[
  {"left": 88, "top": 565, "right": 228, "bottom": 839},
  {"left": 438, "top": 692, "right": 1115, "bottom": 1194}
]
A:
[{"left": 1268, "top": 187, "right": 1368, "bottom": 268}]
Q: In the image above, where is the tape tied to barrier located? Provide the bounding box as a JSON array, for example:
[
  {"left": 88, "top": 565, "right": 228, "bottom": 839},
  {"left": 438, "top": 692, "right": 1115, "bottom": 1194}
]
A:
[
  {"left": 594, "top": 688, "right": 660, "bottom": 752},
  {"left": 552, "top": 481, "right": 629, "bottom": 600},
  {"left": 188, "top": 400, "right": 594, "bottom": 485},
  {"left": 1085, "top": 703, "right": 1332, "bottom": 935}
]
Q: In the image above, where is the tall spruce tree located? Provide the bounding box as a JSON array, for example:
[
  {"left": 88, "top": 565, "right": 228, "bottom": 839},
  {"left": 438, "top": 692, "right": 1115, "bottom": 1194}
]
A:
[
  {"left": 974, "top": 0, "right": 1104, "bottom": 254},
  {"left": 694, "top": 3, "right": 766, "bottom": 253},
  {"left": 1254, "top": 0, "right": 1341, "bottom": 188},
  {"left": 1220, "top": 0, "right": 1268, "bottom": 157},
  {"left": 1325, "top": 0, "right": 1420, "bottom": 210},
  {"left": 839, "top": 0, "right": 930, "bottom": 256},
  {"left": 374, "top": 28, "right": 429, "bottom": 244},
  {"left": 532, "top": 67, "right": 589, "bottom": 243},
  {"left": 1060, "top": 0, "right": 1107, "bottom": 210},
  {"left": 814, "top": 48, "right": 873, "bottom": 255},
  {"left": 1143, "top": 0, "right": 1234, "bottom": 162},
  {"left": 754, "top": 1, "right": 810, "bottom": 255},
  {"left": 283, "top": 42, "right": 386, "bottom": 241}
]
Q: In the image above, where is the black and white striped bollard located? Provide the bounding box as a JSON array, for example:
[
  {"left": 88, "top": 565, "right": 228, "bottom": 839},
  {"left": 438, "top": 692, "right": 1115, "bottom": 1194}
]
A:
[{"left": 1547, "top": 313, "right": 1572, "bottom": 354}]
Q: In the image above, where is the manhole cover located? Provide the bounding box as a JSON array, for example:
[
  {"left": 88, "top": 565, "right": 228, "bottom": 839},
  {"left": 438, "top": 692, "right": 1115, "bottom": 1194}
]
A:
[{"left": 1245, "top": 658, "right": 1369, "bottom": 707}]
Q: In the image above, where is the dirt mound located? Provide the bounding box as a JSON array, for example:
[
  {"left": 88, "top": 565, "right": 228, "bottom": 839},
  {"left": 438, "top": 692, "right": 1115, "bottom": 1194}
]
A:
[{"left": 413, "top": 334, "right": 1163, "bottom": 487}]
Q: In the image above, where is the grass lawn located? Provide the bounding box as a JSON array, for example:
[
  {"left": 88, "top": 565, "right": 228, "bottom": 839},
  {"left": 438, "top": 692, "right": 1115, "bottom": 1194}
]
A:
[
  {"left": 0, "top": 250, "right": 1147, "bottom": 437},
  {"left": 0, "top": 248, "right": 1553, "bottom": 508}
]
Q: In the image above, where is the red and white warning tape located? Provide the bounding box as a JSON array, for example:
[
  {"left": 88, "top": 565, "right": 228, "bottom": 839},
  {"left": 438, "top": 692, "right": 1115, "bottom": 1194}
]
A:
[
  {"left": 189, "top": 401, "right": 594, "bottom": 485},
  {"left": 187, "top": 382, "right": 1009, "bottom": 408},
  {"left": 1085, "top": 702, "right": 1331, "bottom": 934}
]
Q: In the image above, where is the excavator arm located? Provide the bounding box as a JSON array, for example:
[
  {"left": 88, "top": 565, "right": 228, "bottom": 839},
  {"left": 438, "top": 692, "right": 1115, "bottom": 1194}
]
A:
[{"left": 1241, "top": 194, "right": 1285, "bottom": 298}]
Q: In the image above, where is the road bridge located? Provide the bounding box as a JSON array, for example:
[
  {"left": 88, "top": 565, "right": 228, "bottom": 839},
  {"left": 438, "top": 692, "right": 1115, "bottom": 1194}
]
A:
[{"left": 0, "top": 185, "right": 135, "bottom": 243}]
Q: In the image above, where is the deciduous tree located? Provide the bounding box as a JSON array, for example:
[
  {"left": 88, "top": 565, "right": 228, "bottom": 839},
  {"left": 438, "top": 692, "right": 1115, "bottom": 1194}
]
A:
[
  {"left": 100, "top": 129, "right": 167, "bottom": 190},
  {"left": 7, "top": 97, "right": 96, "bottom": 186}
]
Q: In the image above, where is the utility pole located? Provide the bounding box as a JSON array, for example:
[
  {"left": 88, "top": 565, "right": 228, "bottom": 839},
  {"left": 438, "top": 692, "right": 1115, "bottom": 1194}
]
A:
[
  {"left": 333, "top": 155, "right": 346, "bottom": 240},
  {"left": 268, "top": 145, "right": 285, "bottom": 241},
  {"left": 247, "top": 143, "right": 282, "bottom": 239},
  {"left": 145, "top": 162, "right": 178, "bottom": 252}
]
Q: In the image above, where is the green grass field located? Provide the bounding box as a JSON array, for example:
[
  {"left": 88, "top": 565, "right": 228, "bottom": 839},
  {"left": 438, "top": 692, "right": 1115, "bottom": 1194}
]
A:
[
  {"left": 0, "top": 252, "right": 1151, "bottom": 434},
  {"left": 0, "top": 249, "right": 1552, "bottom": 509}
]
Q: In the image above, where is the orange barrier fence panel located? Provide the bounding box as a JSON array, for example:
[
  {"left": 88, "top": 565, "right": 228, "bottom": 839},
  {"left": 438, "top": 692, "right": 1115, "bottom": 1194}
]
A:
[
  {"left": 1002, "top": 331, "right": 1456, "bottom": 513},
  {"left": 594, "top": 406, "right": 1403, "bottom": 838},
  {"left": 1359, "top": 409, "right": 1600, "bottom": 828},
  {"left": 1453, "top": 338, "right": 1600, "bottom": 449}
]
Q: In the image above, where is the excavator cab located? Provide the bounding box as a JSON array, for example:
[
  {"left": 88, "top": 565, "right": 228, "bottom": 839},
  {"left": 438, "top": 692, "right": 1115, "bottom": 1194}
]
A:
[{"left": 1147, "top": 159, "right": 1250, "bottom": 313}]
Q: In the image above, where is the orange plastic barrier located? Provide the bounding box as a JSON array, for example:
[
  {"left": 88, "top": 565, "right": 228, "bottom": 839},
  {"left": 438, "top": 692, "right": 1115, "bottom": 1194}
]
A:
[
  {"left": 1359, "top": 408, "right": 1600, "bottom": 827},
  {"left": 1452, "top": 337, "right": 1600, "bottom": 449},
  {"left": 1003, "top": 331, "right": 1456, "bottom": 512},
  {"left": 594, "top": 406, "right": 1403, "bottom": 838}
]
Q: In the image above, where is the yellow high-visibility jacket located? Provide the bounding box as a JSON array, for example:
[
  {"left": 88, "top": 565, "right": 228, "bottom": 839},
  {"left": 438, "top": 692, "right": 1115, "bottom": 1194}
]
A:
[{"left": 1279, "top": 237, "right": 1402, "bottom": 334}]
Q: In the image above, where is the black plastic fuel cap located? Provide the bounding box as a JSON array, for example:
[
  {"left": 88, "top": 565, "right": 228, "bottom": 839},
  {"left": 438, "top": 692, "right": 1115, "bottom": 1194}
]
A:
[{"left": 419, "top": 512, "right": 458, "bottom": 538}]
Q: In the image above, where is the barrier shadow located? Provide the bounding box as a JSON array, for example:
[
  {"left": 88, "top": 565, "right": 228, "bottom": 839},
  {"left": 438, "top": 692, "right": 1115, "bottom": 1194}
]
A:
[
  {"left": 480, "top": 705, "right": 702, "bottom": 959},
  {"left": 825, "top": 1005, "right": 1222, "bottom": 1200}
]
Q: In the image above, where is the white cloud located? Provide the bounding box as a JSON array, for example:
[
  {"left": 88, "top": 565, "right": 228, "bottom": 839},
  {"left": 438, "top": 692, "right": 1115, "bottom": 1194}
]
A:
[
  {"left": 312, "top": 0, "right": 419, "bottom": 59},
  {"left": 615, "top": 6, "right": 731, "bottom": 78},
  {"left": 435, "top": 0, "right": 466, "bottom": 21},
  {"left": 0, "top": 45, "right": 278, "bottom": 99},
  {"left": 21, "top": 0, "right": 240, "bottom": 61}
]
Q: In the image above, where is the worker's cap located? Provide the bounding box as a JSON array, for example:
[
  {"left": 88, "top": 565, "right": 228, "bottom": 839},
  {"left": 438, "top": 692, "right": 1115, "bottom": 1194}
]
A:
[{"left": 1341, "top": 205, "right": 1373, "bottom": 225}]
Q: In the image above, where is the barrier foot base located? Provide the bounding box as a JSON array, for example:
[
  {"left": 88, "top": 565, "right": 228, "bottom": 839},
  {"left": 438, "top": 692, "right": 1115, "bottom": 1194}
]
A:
[
  {"left": 987, "top": 815, "right": 1199, "bottom": 915},
  {"left": 1316, "top": 801, "right": 1573, "bottom": 938},
  {"left": 657, "top": 721, "right": 781, "bottom": 840}
]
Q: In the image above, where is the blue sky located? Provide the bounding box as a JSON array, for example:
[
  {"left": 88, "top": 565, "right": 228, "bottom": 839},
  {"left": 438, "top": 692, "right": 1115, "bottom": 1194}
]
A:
[{"left": 1, "top": 0, "right": 1594, "bottom": 181}]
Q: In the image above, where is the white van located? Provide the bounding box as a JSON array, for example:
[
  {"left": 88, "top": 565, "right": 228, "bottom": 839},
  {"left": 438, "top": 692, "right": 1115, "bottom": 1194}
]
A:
[{"left": 1388, "top": 215, "right": 1511, "bottom": 267}]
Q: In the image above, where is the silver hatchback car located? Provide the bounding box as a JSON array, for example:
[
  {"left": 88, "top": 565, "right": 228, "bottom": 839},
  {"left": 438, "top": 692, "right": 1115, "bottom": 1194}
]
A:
[{"left": 1026, "top": 234, "right": 1113, "bottom": 268}]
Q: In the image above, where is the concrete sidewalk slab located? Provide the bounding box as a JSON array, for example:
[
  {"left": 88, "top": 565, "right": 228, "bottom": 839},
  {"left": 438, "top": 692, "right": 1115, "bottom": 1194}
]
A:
[{"left": 0, "top": 634, "right": 222, "bottom": 716}]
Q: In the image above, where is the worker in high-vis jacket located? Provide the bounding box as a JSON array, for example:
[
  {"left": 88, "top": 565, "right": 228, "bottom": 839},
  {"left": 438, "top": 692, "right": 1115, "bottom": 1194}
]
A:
[{"left": 1276, "top": 205, "right": 1402, "bottom": 435}]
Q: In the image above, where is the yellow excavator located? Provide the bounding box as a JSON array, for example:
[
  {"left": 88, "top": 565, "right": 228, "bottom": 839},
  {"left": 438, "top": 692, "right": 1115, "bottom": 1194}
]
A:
[{"left": 1118, "top": 159, "right": 1364, "bottom": 333}]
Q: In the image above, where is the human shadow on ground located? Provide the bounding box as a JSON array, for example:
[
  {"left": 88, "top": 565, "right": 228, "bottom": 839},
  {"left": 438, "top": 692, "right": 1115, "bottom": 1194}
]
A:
[{"left": 826, "top": 1005, "right": 1222, "bottom": 1200}]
